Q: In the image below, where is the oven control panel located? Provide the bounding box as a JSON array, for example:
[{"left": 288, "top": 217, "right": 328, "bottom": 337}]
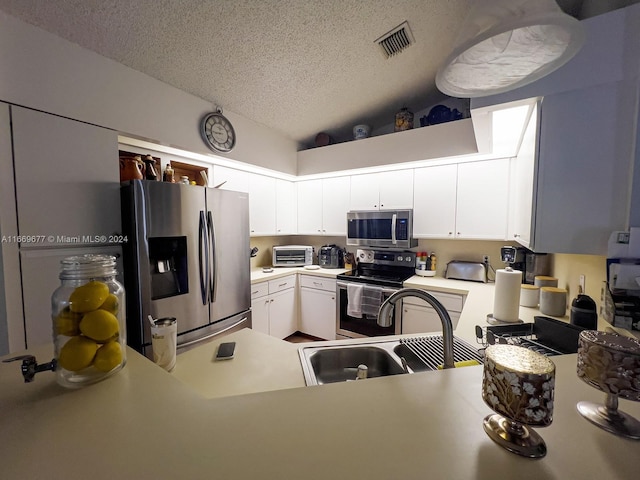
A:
[{"left": 356, "top": 249, "right": 416, "bottom": 266}]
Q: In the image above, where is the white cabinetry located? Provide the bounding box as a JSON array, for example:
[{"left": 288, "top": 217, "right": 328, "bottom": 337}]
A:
[
  {"left": 250, "top": 275, "right": 297, "bottom": 339},
  {"left": 12, "top": 106, "right": 121, "bottom": 245},
  {"left": 508, "top": 105, "right": 537, "bottom": 249},
  {"left": 212, "top": 165, "right": 249, "bottom": 192},
  {"left": 350, "top": 170, "right": 414, "bottom": 210},
  {"left": 528, "top": 82, "right": 632, "bottom": 254},
  {"left": 413, "top": 164, "right": 457, "bottom": 238},
  {"left": 401, "top": 290, "right": 464, "bottom": 335},
  {"left": 414, "top": 159, "right": 510, "bottom": 240},
  {"left": 276, "top": 179, "right": 296, "bottom": 235},
  {"left": 297, "top": 177, "right": 350, "bottom": 235},
  {"left": 248, "top": 173, "right": 276, "bottom": 236},
  {"left": 299, "top": 275, "right": 336, "bottom": 340}
]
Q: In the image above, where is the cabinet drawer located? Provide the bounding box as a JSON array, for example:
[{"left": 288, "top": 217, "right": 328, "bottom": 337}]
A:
[
  {"left": 402, "top": 290, "right": 464, "bottom": 312},
  {"left": 299, "top": 275, "right": 336, "bottom": 292},
  {"left": 251, "top": 282, "right": 269, "bottom": 300},
  {"left": 268, "top": 274, "right": 296, "bottom": 294}
]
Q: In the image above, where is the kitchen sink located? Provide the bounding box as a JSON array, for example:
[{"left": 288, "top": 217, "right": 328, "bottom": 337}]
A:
[
  {"left": 308, "top": 346, "right": 406, "bottom": 384},
  {"left": 298, "top": 336, "right": 483, "bottom": 385}
]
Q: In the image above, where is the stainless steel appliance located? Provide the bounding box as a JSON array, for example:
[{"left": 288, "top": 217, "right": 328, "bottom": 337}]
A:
[
  {"left": 272, "top": 245, "right": 313, "bottom": 267},
  {"left": 319, "top": 244, "right": 344, "bottom": 268},
  {"left": 346, "top": 210, "right": 417, "bottom": 248},
  {"left": 500, "top": 246, "right": 551, "bottom": 284},
  {"left": 121, "top": 180, "right": 251, "bottom": 358},
  {"left": 336, "top": 249, "right": 416, "bottom": 338}
]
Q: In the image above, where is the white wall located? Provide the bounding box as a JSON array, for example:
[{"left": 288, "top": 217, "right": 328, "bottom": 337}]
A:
[{"left": 0, "top": 11, "right": 298, "bottom": 175}]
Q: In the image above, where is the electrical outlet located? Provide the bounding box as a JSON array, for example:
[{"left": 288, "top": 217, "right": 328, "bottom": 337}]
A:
[
  {"left": 483, "top": 255, "right": 490, "bottom": 264},
  {"left": 579, "top": 274, "right": 586, "bottom": 293}
]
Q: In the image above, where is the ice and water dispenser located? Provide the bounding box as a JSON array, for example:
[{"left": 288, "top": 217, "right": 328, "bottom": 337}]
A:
[{"left": 148, "top": 237, "right": 188, "bottom": 299}]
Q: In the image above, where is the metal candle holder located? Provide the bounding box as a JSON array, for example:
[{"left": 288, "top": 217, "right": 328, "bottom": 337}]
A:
[
  {"left": 482, "top": 344, "right": 556, "bottom": 458},
  {"left": 576, "top": 330, "right": 640, "bottom": 439}
]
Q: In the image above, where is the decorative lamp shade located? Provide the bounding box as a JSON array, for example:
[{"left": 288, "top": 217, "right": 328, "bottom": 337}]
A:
[{"left": 436, "top": 0, "right": 585, "bottom": 98}]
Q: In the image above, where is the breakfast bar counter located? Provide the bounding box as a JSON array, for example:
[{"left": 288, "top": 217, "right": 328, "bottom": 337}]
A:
[{"left": 2, "top": 338, "right": 639, "bottom": 480}]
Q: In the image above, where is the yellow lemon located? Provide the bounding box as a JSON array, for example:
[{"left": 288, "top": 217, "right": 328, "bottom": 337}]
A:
[
  {"left": 99, "top": 294, "right": 119, "bottom": 315},
  {"left": 93, "top": 341, "right": 123, "bottom": 372},
  {"left": 69, "top": 281, "right": 110, "bottom": 313},
  {"left": 79, "top": 309, "right": 119, "bottom": 342},
  {"left": 55, "top": 307, "right": 82, "bottom": 336},
  {"left": 58, "top": 336, "right": 98, "bottom": 372}
]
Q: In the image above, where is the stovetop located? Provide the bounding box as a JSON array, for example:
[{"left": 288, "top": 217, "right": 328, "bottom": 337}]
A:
[{"left": 337, "top": 266, "right": 414, "bottom": 288}]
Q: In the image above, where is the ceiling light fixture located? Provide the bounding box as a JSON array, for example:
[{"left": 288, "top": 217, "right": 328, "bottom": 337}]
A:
[{"left": 436, "top": 0, "right": 585, "bottom": 98}]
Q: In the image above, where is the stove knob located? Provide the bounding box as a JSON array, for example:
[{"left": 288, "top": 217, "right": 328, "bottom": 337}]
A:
[
  {"left": 406, "top": 257, "right": 413, "bottom": 262},
  {"left": 397, "top": 256, "right": 403, "bottom": 261}
]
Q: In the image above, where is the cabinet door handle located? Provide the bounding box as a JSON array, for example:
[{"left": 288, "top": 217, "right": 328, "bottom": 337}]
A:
[{"left": 279, "top": 282, "right": 288, "bottom": 287}]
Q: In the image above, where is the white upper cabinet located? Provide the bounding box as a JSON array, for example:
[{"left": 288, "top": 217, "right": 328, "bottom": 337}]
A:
[
  {"left": 508, "top": 105, "right": 537, "bottom": 249},
  {"left": 11, "top": 106, "right": 120, "bottom": 246},
  {"left": 350, "top": 169, "right": 414, "bottom": 210},
  {"left": 413, "top": 164, "right": 458, "bottom": 238},
  {"left": 414, "top": 159, "right": 510, "bottom": 240},
  {"left": 248, "top": 173, "right": 276, "bottom": 236},
  {"left": 528, "top": 81, "right": 633, "bottom": 254},
  {"left": 456, "top": 159, "right": 510, "bottom": 240},
  {"left": 275, "top": 179, "right": 296, "bottom": 235},
  {"left": 297, "top": 177, "right": 350, "bottom": 235},
  {"left": 212, "top": 165, "right": 249, "bottom": 192}
]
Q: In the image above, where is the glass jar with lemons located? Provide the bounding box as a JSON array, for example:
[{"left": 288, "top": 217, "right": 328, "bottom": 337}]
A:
[{"left": 51, "top": 254, "right": 126, "bottom": 388}]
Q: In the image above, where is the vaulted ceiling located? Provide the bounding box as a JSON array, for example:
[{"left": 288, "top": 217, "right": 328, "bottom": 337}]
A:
[{"left": 0, "top": 0, "right": 636, "bottom": 149}]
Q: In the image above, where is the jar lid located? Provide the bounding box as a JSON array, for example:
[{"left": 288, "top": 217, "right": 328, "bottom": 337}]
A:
[{"left": 59, "top": 254, "right": 118, "bottom": 279}]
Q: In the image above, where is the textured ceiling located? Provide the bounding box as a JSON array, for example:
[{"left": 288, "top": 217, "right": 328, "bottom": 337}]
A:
[{"left": 0, "top": 0, "right": 636, "bottom": 149}]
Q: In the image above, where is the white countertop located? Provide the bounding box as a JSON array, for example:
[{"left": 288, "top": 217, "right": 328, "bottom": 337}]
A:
[
  {"left": 2, "top": 340, "right": 639, "bottom": 480},
  {"left": 250, "top": 265, "right": 348, "bottom": 283}
]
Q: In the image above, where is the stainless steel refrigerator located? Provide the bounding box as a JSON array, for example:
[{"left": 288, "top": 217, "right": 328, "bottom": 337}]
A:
[{"left": 121, "top": 180, "right": 251, "bottom": 358}]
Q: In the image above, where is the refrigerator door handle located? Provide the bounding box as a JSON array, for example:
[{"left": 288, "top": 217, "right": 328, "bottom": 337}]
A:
[
  {"left": 207, "top": 210, "right": 217, "bottom": 303},
  {"left": 198, "top": 210, "right": 209, "bottom": 305}
]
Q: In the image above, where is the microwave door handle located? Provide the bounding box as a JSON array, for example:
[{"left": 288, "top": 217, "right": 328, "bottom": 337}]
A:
[
  {"left": 391, "top": 213, "right": 397, "bottom": 245},
  {"left": 198, "top": 211, "right": 209, "bottom": 305},
  {"left": 207, "top": 210, "right": 217, "bottom": 303}
]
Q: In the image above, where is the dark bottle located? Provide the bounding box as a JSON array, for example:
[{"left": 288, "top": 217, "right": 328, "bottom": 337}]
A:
[{"left": 143, "top": 155, "right": 158, "bottom": 181}]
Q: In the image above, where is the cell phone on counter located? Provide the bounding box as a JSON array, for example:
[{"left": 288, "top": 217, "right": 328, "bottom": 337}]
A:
[{"left": 215, "top": 342, "right": 236, "bottom": 361}]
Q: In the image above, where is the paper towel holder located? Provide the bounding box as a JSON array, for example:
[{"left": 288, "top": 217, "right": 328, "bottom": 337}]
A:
[
  {"left": 486, "top": 313, "right": 524, "bottom": 325},
  {"left": 487, "top": 266, "right": 524, "bottom": 325}
]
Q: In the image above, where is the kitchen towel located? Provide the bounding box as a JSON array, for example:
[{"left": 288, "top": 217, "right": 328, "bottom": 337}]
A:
[
  {"left": 347, "top": 283, "right": 363, "bottom": 318},
  {"left": 361, "top": 285, "right": 384, "bottom": 317},
  {"left": 493, "top": 268, "right": 522, "bottom": 322}
]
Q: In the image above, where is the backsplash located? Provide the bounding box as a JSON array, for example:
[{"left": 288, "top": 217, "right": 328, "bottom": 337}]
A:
[{"left": 249, "top": 236, "right": 608, "bottom": 314}]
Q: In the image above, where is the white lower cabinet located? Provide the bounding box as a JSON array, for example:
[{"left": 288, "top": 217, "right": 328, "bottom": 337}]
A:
[
  {"left": 250, "top": 275, "right": 297, "bottom": 339},
  {"left": 401, "top": 290, "right": 464, "bottom": 335},
  {"left": 299, "top": 275, "right": 336, "bottom": 340}
]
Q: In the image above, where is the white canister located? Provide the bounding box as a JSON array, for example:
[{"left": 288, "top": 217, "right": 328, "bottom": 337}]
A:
[
  {"left": 520, "top": 284, "right": 540, "bottom": 307},
  {"left": 534, "top": 276, "right": 558, "bottom": 288},
  {"left": 539, "top": 287, "right": 567, "bottom": 317}
]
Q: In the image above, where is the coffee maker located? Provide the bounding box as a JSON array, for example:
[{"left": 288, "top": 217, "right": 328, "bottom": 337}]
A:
[{"left": 500, "top": 246, "right": 551, "bottom": 284}]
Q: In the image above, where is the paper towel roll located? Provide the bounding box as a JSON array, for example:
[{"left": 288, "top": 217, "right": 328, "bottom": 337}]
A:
[{"left": 493, "top": 268, "right": 522, "bottom": 322}]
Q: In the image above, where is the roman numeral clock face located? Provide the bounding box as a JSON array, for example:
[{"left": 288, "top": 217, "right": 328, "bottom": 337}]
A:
[{"left": 200, "top": 112, "right": 236, "bottom": 153}]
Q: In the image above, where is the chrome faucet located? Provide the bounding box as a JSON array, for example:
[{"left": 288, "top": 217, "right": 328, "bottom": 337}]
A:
[{"left": 377, "top": 288, "right": 455, "bottom": 369}]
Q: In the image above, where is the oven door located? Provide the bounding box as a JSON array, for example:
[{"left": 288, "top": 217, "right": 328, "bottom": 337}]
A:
[{"left": 336, "top": 281, "right": 401, "bottom": 338}]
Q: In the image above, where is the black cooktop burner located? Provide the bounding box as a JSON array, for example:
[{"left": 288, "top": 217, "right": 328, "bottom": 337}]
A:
[{"left": 337, "top": 266, "right": 414, "bottom": 288}]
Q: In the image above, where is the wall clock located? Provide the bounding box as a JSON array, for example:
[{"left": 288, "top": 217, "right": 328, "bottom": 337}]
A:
[{"left": 200, "top": 109, "right": 236, "bottom": 153}]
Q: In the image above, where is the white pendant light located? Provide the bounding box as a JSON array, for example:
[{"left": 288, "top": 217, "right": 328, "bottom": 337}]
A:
[{"left": 436, "top": 0, "right": 585, "bottom": 98}]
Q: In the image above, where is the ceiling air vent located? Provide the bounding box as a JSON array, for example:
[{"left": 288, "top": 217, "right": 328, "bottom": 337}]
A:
[{"left": 375, "top": 21, "right": 414, "bottom": 58}]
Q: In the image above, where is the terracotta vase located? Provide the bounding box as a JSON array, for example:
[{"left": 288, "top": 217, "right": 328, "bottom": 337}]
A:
[{"left": 119, "top": 156, "right": 144, "bottom": 181}]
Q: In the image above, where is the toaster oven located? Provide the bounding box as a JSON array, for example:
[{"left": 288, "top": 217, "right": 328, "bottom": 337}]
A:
[{"left": 272, "top": 245, "right": 313, "bottom": 267}]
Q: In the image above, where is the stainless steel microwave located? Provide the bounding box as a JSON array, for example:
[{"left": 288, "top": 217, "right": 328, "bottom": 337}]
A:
[
  {"left": 272, "top": 245, "right": 313, "bottom": 267},
  {"left": 346, "top": 210, "right": 417, "bottom": 248}
]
